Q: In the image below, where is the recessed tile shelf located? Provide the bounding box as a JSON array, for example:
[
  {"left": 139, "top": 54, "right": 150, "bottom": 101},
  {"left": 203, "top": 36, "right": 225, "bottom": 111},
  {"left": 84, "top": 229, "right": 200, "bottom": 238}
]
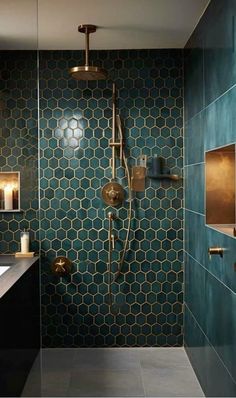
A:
[
  {"left": 209, "top": 224, "right": 236, "bottom": 238},
  {"left": 0, "top": 172, "right": 21, "bottom": 212},
  {"left": 206, "top": 144, "right": 236, "bottom": 238}
]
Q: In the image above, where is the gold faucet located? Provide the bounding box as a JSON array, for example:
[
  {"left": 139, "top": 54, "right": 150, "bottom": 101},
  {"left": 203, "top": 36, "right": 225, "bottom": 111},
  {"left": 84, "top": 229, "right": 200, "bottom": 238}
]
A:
[{"left": 208, "top": 247, "right": 224, "bottom": 258}]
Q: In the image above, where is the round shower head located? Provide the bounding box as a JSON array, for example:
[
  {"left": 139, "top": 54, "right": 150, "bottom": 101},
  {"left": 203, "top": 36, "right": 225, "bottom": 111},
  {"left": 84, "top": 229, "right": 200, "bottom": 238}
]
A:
[
  {"left": 69, "top": 24, "right": 108, "bottom": 81},
  {"left": 69, "top": 65, "right": 108, "bottom": 81}
]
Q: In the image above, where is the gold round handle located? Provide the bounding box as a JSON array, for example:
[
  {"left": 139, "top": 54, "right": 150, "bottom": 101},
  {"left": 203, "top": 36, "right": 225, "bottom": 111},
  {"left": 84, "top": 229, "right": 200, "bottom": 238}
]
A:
[
  {"left": 101, "top": 182, "right": 124, "bottom": 207},
  {"left": 51, "top": 256, "right": 72, "bottom": 275}
]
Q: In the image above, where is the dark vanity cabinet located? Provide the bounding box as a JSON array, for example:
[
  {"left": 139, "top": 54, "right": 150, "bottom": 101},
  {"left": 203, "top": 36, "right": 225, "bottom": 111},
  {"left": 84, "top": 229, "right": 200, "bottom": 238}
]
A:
[{"left": 0, "top": 259, "right": 40, "bottom": 396}]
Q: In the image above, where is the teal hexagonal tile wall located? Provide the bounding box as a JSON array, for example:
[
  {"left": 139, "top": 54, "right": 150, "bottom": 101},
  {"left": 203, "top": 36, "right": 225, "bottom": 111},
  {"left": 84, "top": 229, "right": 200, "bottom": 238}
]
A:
[
  {"left": 0, "top": 51, "right": 39, "bottom": 253},
  {"left": 40, "top": 49, "right": 183, "bottom": 347}
]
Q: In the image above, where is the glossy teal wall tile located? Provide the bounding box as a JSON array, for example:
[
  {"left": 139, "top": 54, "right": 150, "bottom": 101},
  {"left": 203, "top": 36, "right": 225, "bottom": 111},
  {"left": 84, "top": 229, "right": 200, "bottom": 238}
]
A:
[
  {"left": 203, "top": 0, "right": 236, "bottom": 107},
  {"left": 185, "top": 0, "right": 236, "bottom": 393},
  {"left": 184, "top": 31, "right": 204, "bottom": 121},
  {"left": 185, "top": 306, "right": 236, "bottom": 397},
  {"left": 184, "top": 164, "right": 204, "bottom": 214},
  {"left": 185, "top": 254, "right": 206, "bottom": 329},
  {"left": 184, "top": 306, "right": 207, "bottom": 392},
  {"left": 40, "top": 49, "right": 183, "bottom": 348},
  {"left": 185, "top": 254, "right": 236, "bottom": 381},
  {"left": 207, "top": 227, "right": 236, "bottom": 293},
  {"left": 204, "top": 85, "right": 236, "bottom": 150},
  {"left": 184, "top": 112, "right": 204, "bottom": 165},
  {"left": 0, "top": 51, "right": 39, "bottom": 253},
  {"left": 185, "top": 210, "right": 236, "bottom": 294},
  {"left": 184, "top": 210, "right": 207, "bottom": 266},
  {"left": 205, "top": 270, "right": 236, "bottom": 380}
]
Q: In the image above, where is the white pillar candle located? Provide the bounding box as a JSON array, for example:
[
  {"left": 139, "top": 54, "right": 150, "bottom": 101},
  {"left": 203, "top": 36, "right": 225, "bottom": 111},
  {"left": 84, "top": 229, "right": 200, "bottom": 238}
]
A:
[
  {"left": 4, "top": 185, "right": 13, "bottom": 210},
  {"left": 21, "top": 232, "right": 29, "bottom": 253}
]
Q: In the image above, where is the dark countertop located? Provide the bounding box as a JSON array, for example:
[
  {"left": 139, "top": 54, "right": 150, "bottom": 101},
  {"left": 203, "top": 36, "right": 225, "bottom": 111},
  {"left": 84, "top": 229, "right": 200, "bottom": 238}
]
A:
[{"left": 0, "top": 255, "right": 39, "bottom": 299}]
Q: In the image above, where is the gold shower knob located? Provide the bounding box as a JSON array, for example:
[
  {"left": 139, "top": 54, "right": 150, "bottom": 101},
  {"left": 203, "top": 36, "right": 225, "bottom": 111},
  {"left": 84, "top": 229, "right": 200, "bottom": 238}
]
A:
[
  {"left": 51, "top": 256, "right": 72, "bottom": 275},
  {"left": 109, "top": 189, "right": 119, "bottom": 200}
]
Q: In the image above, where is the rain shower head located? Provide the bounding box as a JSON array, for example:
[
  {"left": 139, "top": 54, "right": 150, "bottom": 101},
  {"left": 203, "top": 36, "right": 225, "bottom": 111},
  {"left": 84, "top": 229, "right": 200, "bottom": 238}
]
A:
[{"left": 69, "top": 24, "right": 108, "bottom": 81}]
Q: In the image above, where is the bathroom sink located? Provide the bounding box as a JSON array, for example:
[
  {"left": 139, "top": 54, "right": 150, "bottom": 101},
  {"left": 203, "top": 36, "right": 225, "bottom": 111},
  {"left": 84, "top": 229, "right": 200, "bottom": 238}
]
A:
[
  {"left": 0, "top": 263, "right": 14, "bottom": 277},
  {"left": 0, "top": 266, "right": 11, "bottom": 277}
]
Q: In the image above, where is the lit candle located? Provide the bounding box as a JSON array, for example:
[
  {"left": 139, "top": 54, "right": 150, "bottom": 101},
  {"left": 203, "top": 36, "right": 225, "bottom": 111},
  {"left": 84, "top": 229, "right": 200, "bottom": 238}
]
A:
[
  {"left": 21, "top": 231, "right": 29, "bottom": 253},
  {"left": 4, "top": 185, "right": 13, "bottom": 210}
]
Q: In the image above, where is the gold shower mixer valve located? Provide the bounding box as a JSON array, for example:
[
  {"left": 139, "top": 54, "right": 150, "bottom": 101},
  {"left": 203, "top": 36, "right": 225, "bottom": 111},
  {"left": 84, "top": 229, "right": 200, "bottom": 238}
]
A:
[{"left": 102, "top": 181, "right": 124, "bottom": 206}]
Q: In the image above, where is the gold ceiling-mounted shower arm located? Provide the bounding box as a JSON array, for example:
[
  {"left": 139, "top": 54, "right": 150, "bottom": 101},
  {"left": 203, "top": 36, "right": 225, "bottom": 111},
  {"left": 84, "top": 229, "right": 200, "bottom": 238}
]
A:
[
  {"left": 78, "top": 24, "right": 96, "bottom": 67},
  {"left": 68, "top": 24, "right": 108, "bottom": 81}
]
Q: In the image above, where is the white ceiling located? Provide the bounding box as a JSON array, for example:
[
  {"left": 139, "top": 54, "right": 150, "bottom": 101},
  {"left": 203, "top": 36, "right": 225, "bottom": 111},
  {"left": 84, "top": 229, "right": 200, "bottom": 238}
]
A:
[
  {"left": 0, "top": 0, "right": 38, "bottom": 50},
  {"left": 0, "top": 0, "right": 210, "bottom": 50}
]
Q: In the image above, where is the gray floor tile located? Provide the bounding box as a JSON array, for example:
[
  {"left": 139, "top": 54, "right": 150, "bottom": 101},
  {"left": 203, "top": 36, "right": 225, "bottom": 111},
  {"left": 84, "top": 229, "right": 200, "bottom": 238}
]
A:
[
  {"left": 68, "top": 368, "right": 145, "bottom": 397},
  {"left": 141, "top": 366, "right": 204, "bottom": 397},
  {"left": 22, "top": 348, "right": 204, "bottom": 397},
  {"left": 139, "top": 347, "right": 191, "bottom": 370},
  {"left": 41, "top": 371, "right": 71, "bottom": 397},
  {"left": 40, "top": 351, "right": 74, "bottom": 397},
  {"left": 73, "top": 348, "right": 140, "bottom": 371},
  {"left": 42, "top": 348, "right": 76, "bottom": 371},
  {"left": 139, "top": 348, "right": 204, "bottom": 397},
  {"left": 21, "top": 354, "right": 42, "bottom": 397}
]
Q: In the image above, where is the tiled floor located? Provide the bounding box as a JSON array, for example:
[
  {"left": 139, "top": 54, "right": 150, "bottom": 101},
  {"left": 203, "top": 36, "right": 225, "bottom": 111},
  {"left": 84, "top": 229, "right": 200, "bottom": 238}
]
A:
[{"left": 22, "top": 348, "right": 204, "bottom": 397}]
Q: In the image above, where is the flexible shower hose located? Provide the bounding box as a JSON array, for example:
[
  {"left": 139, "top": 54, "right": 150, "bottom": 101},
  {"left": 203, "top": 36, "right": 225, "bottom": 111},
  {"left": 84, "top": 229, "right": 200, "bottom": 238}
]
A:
[{"left": 114, "top": 121, "right": 132, "bottom": 282}]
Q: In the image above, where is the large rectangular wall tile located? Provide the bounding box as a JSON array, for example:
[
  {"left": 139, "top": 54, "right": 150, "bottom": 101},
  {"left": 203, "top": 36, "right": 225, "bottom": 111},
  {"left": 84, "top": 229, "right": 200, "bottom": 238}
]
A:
[
  {"left": 204, "top": 85, "right": 236, "bottom": 151},
  {"left": 205, "top": 270, "right": 236, "bottom": 381},
  {"left": 184, "top": 306, "right": 206, "bottom": 393},
  {"left": 184, "top": 306, "right": 236, "bottom": 397},
  {"left": 203, "top": 0, "right": 236, "bottom": 107},
  {"left": 184, "top": 112, "right": 204, "bottom": 165},
  {"left": 184, "top": 210, "right": 207, "bottom": 266},
  {"left": 184, "top": 163, "right": 205, "bottom": 215},
  {"left": 184, "top": 254, "right": 206, "bottom": 330},
  {"left": 185, "top": 209, "right": 236, "bottom": 295},
  {"left": 185, "top": 254, "right": 236, "bottom": 381},
  {"left": 184, "top": 31, "right": 204, "bottom": 121},
  {"left": 206, "top": 226, "right": 236, "bottom": 293}
]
